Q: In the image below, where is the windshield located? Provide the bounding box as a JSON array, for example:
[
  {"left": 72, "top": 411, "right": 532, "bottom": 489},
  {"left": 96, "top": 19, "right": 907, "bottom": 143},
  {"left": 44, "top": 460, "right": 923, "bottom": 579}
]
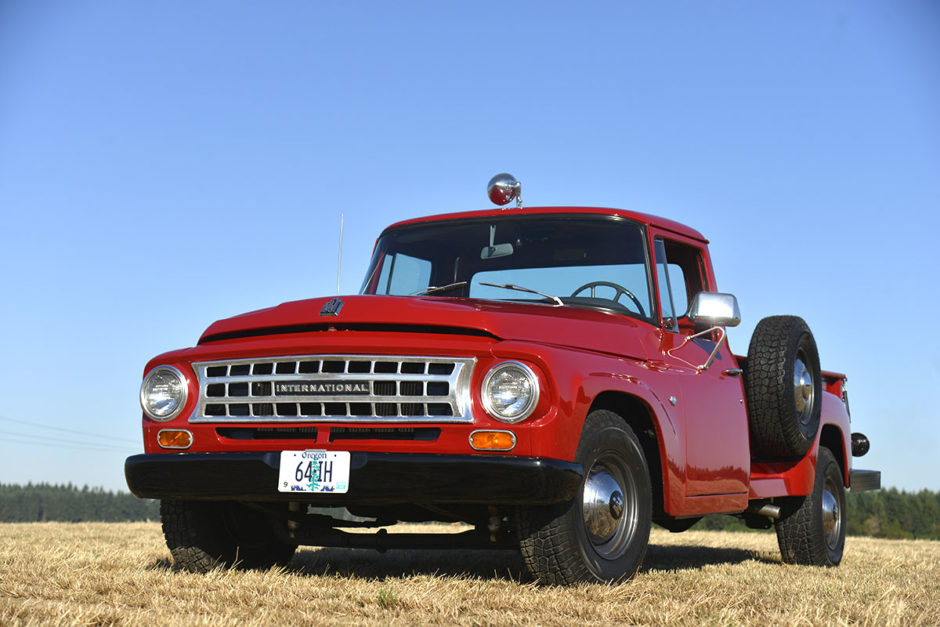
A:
[{"left": 360, "top": 215, "right": 654, "bottom": 320}]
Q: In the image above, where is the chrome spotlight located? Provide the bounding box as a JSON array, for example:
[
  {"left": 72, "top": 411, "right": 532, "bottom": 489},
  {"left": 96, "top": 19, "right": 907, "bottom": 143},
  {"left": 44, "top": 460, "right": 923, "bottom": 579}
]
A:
[{"left": 487, "top": 173, "right": 522, "bottom": 208}]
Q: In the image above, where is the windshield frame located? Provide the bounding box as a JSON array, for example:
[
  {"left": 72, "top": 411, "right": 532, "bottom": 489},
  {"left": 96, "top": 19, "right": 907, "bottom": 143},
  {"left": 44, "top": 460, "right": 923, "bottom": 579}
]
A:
[{"left": 360, "top": 213, "right": 658, "bottom": 322}]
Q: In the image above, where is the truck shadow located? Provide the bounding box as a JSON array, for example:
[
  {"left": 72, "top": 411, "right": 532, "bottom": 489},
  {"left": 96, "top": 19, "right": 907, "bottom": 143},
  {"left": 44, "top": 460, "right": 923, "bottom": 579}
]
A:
[
  {"left": 148, "top": 543, "right": 775, "bottom": 582},
  {"left": 282, "top": 542, "right": 774, "bottom": 582},
  {"left": 288, "top": 547, "right": 527, "bottom": 581},
  {"left": 642, "top": 543, "right": 776, "bottom": 572}
]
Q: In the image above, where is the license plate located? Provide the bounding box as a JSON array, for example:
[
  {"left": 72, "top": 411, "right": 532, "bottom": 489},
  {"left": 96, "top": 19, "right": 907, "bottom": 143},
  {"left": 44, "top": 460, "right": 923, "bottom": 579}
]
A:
[{"left": 278, "top": 450, "right": 350, "bottom": 493}]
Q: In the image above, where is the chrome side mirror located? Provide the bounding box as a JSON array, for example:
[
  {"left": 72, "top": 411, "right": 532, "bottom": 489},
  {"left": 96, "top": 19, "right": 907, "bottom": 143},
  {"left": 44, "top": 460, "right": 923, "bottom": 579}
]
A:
[{"left": 687, "top": 292, "right": 741, "bottom": 327}]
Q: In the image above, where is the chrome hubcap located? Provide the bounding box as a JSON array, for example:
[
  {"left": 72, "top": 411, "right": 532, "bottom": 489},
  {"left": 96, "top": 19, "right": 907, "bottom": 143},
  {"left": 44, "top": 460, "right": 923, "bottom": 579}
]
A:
[
  {"left": 609, "top": 491, "right": 624, "bottom": 519},
  {"left": 794, "top": 355, "right": 815, "bottom": 425},
  {"left": 583, "top": 468, "right": 624, "bottom": 542},
  {"left": 581, "top": 456, "right": 639, "bottom": 559},
  {"left": 822, "top": 476, "right": 842, "bottom": 549}
]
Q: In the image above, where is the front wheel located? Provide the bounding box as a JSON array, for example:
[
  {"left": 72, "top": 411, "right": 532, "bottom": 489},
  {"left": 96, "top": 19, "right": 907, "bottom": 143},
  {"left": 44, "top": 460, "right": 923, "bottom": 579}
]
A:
[
  {"left": 775, "top": 446, "right": 846, "bottom": 566},
  {"left": 517, "top": 410, "right": 652, "bottom": 584},
  {"left": 161, "top": 499, "right": 297, "bottom": 573}
]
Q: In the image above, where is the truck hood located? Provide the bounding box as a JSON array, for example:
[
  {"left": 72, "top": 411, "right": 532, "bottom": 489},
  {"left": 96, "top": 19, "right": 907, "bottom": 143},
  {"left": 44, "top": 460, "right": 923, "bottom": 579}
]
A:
[{"left": 199, "top": 295, "right": 653, "bottom": 360}]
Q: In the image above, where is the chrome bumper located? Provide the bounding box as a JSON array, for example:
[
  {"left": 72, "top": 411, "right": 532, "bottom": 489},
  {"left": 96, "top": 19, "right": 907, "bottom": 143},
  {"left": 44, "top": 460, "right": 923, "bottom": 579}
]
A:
[{"left": 849, "top": 469, "right": 881, "bottom": 492}]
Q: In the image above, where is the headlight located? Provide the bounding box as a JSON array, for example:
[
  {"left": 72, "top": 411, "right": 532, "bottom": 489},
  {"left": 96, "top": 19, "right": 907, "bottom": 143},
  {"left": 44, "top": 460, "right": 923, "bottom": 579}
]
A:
[
  {"left": 140, "top": 366, "right": 188, "bottom": 421},
  {"left": 481, "top": 361, "right": 539, "bottom": 423}
]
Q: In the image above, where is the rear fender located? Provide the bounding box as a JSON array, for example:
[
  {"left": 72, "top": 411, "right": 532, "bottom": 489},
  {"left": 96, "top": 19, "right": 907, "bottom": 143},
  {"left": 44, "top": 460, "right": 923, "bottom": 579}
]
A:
[
  {"left": 819, "top": 393, "right": 851, "bottom": 487},
  {"left": 749, "top": 392, "right": 851, "bottom": 499}
]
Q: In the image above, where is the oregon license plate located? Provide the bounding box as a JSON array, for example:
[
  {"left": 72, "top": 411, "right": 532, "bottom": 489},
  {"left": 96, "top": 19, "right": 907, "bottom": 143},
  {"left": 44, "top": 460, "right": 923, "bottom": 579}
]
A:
[{"left": 278, "top": 450, "right": 350, "bottom": 493}]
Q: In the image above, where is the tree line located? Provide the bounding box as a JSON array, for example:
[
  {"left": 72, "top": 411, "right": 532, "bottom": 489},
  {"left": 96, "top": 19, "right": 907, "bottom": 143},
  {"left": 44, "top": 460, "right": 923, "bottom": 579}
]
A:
[
  {"left": 0, "top": 482, "right": 159, "bottom": 522},
  {"left": 842, "top": 487, "right": 939, "bottom": 539},
  {"left": 0, "top": 483, "right": 936, "bottom": 540}
]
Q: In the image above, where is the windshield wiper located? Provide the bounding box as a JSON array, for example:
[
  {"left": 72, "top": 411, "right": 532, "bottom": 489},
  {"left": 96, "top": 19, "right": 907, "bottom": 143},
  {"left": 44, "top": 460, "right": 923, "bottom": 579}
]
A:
[
  {"left": 479, "top": 282, "right": 564, "bottom": 307},
  {"left": 412, "top": 281, "right": 468, "bottom": 296}
]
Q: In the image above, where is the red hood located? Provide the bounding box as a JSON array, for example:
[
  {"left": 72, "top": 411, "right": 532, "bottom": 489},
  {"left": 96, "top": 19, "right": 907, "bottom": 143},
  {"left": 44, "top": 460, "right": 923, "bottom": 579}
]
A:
[{"left": 198, "top": 295, "right": 653, "bottom": 360}]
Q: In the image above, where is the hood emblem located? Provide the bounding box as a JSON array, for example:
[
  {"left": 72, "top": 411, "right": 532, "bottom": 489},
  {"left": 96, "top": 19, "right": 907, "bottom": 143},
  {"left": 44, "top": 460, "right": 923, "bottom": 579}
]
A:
[{"left": 320, "top": 298, "right": 344, "bottom": 317}]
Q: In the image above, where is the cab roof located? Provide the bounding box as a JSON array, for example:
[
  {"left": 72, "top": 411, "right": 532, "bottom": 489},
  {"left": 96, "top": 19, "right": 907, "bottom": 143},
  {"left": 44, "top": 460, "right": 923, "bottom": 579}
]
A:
[{"left": 382, "top": 206, "right": 708, "bottom": 243}]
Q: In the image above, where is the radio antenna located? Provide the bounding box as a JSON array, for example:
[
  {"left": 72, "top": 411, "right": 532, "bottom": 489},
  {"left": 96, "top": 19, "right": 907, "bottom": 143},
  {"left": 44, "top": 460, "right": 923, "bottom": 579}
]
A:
[{"left": 336, "top": 212, "right": 344, "bottom": 295}]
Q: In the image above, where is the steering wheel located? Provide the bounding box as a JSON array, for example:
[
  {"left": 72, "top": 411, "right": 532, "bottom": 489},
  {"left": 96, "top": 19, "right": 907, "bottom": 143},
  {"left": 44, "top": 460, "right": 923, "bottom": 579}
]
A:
[{"left": 571, "top": 281, "right": 646, "bottom": 317}]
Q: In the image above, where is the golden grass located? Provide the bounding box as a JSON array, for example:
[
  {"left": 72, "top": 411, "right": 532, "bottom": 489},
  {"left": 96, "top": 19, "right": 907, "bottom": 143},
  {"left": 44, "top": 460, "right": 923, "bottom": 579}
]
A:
[{"left": 1, "top": 522, "right": 937, "bottom": 625}]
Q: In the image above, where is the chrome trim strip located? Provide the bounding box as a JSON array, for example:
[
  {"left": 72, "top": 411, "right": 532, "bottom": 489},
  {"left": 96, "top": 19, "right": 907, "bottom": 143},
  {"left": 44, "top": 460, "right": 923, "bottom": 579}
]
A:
[{"left": 189, "top": 354, "right": 476, "bottom": 424}]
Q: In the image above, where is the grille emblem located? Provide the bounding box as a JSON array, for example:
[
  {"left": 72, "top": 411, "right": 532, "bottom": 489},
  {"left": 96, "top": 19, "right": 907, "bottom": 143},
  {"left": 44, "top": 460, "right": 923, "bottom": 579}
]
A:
[
  {"left": 320, "top": 298, "right": 344, "bottom": 316},
  {"left": 275, "top": 381, "right": 369, "bottom": 395}
]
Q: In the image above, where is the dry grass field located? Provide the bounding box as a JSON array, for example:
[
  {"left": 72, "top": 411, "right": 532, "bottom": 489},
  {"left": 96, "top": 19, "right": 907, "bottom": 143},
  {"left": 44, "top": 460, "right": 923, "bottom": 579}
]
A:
[{"left": 0, "top": 522, "right": 937, "bottom": 626}]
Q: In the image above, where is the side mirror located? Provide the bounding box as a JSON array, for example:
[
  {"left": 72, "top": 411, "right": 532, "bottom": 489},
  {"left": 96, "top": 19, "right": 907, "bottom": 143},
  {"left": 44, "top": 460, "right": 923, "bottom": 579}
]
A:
[{"left": 687, "top": 292, "right": 741, "bottom": 327}]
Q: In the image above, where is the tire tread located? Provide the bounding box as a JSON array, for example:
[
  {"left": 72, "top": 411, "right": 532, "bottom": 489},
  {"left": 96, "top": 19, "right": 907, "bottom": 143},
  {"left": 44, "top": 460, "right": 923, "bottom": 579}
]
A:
[
  {"left": 161, "top": 499, "right": 232, "bottom": 573},
  {"left": 517, "top": 410, "right": 650, "bottom": 584},
  {"left": 745, "top": 315, "right": 820, "bottom": 457},
  {"left": 160, "top": 499, "right": 296, "bottom": 573},
  {"left": 775, "top": 447, "right": 845, "bottom": 566}
]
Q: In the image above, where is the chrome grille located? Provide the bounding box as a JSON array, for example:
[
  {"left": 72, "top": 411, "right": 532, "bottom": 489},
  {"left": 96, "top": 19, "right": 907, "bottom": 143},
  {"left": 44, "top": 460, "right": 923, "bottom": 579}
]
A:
[{"left": 190, "top": 355, "right": 475, "bottom": 423}]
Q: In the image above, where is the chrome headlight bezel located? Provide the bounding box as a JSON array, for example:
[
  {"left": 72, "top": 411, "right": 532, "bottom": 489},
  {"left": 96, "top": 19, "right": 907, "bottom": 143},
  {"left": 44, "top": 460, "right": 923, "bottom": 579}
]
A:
[
  {"left": 140, "top": 365, "right": 188, "bottom": 422},
  {"left": 481, "top": 361, "right": 539, "bottom": 423}
]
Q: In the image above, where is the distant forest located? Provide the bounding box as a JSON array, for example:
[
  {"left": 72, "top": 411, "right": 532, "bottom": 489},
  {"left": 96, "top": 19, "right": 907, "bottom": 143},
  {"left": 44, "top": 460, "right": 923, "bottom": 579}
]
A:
[
  {"left": 0, "top": 483, "right": 159, "bottom": 522},
  {"left": 0, "top": 483, "right": 936, "bottom": 540}
]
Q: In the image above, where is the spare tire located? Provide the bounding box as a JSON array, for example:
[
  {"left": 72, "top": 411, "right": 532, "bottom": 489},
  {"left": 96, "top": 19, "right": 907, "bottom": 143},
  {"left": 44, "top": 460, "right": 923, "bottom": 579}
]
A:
[{"left": 745, "top": 315, "right": 821, "bottom": 458}]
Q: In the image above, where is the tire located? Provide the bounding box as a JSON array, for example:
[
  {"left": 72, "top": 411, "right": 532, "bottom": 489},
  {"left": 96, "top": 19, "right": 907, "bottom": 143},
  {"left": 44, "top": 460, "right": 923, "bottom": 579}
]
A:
[
  {"left": 161, "top": 499, "right": 297, "bottom": 573},
  {"left": 775, "top": 446, "right": 846, "bottom": 566},
  {"left": 745, "top": 315, "right": 822, "bottom": 458},
  {"left": 517, "top": 410, "right": 652, "bottom": 584}
]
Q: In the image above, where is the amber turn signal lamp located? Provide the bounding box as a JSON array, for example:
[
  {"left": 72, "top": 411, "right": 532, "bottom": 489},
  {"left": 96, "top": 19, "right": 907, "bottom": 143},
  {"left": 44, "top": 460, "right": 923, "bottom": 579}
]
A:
[
  {"left": 469, "top": 430, "right": 516, "bottom": 451},
  {"left": 157, "top": 429, "right": 193, "bottom": 449}
]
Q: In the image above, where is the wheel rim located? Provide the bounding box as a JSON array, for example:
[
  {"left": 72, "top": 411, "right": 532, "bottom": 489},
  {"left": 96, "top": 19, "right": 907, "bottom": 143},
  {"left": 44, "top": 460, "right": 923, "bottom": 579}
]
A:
[
  {"left": 821, "top": 473, "right": 843, "bottom": 550},
  {"left": 582, "top": 454, "right": 639, "bottom": 559},
  {"left": 793, "top": 351, "right": 815, "bottom": 427}
]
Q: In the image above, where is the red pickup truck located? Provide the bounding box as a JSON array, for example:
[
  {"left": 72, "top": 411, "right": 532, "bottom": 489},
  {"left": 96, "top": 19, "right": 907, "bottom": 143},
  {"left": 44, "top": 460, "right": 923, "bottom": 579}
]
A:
[{"left": 126, "top": 174, "right": 879, "bottom": 584}]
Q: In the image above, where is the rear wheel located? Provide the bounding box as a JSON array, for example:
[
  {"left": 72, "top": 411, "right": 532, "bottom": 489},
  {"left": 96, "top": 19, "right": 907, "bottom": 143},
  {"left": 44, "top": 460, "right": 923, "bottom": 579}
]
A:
[
  {"left": 517, "top": 410, "right": 651, "bottom": 584},
  {"left": 775, "top": 446, "right": 846, "bottom": 566},
  {"left": 161, "top": 499, "right": 296, "bottom": 573}
]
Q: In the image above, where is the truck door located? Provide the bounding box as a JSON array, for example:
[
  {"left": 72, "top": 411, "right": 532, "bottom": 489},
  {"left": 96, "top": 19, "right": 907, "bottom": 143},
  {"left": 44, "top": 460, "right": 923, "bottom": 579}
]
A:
[{"left": 651, "top": 233, "right": 750, "bottom": 498}]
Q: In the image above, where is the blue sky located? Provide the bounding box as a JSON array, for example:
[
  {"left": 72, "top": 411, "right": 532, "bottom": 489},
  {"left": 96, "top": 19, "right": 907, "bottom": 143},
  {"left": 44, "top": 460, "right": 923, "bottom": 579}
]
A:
[{"left": 0, "top": 1, "right": 937, "bottom": 492}]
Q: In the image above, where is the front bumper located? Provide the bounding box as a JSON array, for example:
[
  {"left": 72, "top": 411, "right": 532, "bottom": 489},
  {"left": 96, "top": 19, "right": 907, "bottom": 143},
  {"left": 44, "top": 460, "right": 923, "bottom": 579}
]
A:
[{"left": 125, "top": 451, "right": 583, "bottom": 505}]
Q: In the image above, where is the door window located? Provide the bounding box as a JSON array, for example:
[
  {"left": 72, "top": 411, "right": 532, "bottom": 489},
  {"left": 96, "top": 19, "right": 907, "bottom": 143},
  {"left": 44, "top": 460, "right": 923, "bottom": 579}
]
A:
[{"left": 654, "top": 237, "right": 709, "bottom": 331}]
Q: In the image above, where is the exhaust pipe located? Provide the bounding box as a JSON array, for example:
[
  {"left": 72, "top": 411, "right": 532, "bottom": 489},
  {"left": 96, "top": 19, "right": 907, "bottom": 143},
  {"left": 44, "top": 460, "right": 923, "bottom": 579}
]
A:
[{"left": 747, "top": 503, "right": 781, "bottom": 520}]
